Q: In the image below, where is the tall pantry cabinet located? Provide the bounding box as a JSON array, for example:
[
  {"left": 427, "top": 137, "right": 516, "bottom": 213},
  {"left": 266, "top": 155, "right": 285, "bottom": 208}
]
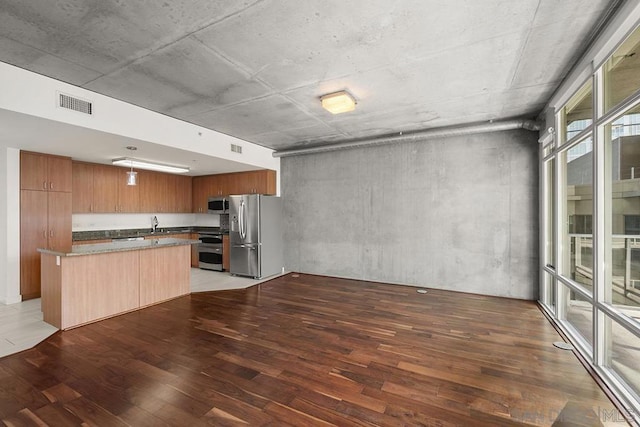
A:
[{"left": 20, "top": 151, "right": 72, "bottom": 300}]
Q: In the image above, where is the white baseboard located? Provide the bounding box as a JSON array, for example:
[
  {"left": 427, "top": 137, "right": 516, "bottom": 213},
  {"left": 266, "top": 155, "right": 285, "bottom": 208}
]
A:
[{"left": 0, "top": 295, "right": 22, "bottom": 305}]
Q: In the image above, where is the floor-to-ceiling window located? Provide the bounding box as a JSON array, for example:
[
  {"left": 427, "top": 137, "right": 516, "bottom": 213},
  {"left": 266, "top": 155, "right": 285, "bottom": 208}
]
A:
[{"left": 541, "top": 21, "right": 640, "bottom": 422}]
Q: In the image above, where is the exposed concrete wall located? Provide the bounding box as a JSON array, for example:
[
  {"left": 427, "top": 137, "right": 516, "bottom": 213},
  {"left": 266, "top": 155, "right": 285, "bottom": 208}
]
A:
[{"left": 281, "top": 129, "right": 539, "bottom": 300}]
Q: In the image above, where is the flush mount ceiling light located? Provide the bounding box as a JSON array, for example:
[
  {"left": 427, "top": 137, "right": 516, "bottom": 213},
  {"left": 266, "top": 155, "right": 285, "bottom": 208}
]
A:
[
  {"left": 112, "top": 158, "right": 189, "bottom": 174},
  {"left": 320, "top": 90, "right": 356, "bottom": 114}
]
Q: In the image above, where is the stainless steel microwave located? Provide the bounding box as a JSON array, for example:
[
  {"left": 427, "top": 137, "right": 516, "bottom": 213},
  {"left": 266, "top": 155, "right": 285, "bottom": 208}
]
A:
[{"left": 207, "top": 197, "right": 228, "bottom": 214}]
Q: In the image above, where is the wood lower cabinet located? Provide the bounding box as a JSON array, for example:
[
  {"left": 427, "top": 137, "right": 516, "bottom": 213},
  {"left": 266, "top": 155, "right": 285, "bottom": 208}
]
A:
[
  {"left": 20, "top": 190, "right": 72, "bottom": 300},
  {"left": 191, "top": 233, "right": 199, "bottom": 267},
  {"left": 223, "top": 235, "right": 230, "bottom": 271}
]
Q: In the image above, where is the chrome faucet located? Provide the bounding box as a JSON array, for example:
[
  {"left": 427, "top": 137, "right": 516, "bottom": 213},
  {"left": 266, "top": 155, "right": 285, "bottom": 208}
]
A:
[{"left": 151, "top": 215, "right": 159, "bottom": 233}]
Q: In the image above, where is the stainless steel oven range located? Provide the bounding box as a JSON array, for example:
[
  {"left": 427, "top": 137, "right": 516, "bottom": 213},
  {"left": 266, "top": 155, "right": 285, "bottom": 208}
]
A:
[{"left": 198, "top": 232, "right": 223, "bottom": 271}]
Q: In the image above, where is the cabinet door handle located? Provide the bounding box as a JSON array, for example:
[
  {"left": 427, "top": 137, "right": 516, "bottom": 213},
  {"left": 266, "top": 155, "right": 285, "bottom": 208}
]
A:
[
  {"left": 43, "top": 230, "right": 46, "bottom": 238},
  {"left": 50, "top": 182, "right": 54, "bottom": 190},
  {"left": 90, "top": 204, "right": 93, "bottom": 212},
  {"left": 49, "top": 230, "right": 54, "bottom": 238},
  {"left": 43, "top": 181, "right": 47, "bottom": 190}
]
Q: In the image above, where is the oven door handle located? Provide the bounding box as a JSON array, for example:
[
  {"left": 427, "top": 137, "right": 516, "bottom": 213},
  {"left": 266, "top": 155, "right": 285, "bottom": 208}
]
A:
[{"left": 235, "top": 244, "right": 257, "bottom": 249}]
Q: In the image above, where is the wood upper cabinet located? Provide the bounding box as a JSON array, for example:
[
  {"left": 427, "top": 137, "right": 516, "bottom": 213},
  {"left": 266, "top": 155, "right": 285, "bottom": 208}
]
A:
[
  {"left": 166, "top": 175, "right": 178, "bottom": 213},
  {"left": 139, "top": 170, "right": 169, "bottom": 212},
  {"left": 175, "top": 175, "right": 193, "bottom": 213},
  {"left": 20, "top": 190, "right": 72, "bottom": 300},
  {"left": 92, "top": 164, "right": 119, "bottom": 212},
  {"left": 228, "top": 170, "right": 276, "bottom": 195},
  {"left": 47, "top": 156, "right": 73, "bottom": 192},
  {"left": 116, "top": 168, "right": 139, "bottom": 213},
  {"left": 192, "top": 176, "right": 210, "bottom": 213},
  {"left": 21, "top": 151, "right": 72, "bottom": 192},
  {"left": 73, "top": 161, "right": 190, "bottom": 213},
  {"left": 210, "top": 174, "right": 228, "bottom": 197},
  {"left": 72, "top": 162, "right": 94, "bottom": 213},
  {"left": 74, "top": 162, "right": 139, "bottom": 213},
  {"left": 192, "top": 170, "right": 277, "bottom": 212}
]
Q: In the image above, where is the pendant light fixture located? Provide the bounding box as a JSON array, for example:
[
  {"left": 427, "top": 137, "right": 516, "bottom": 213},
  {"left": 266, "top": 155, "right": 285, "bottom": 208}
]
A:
[{"left": 126, "top": 159, "right": 137, "bottom": 186}]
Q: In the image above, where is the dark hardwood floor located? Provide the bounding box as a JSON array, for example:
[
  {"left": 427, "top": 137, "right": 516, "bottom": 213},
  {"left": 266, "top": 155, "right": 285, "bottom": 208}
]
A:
[{"left": 0, "top": 273, "right": 627, "bottom": 426}]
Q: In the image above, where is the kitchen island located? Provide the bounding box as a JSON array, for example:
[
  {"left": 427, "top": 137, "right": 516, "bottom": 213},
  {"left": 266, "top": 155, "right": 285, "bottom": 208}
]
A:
[{"left": 38, "top": 238, "right": 199, "bottom": 330}]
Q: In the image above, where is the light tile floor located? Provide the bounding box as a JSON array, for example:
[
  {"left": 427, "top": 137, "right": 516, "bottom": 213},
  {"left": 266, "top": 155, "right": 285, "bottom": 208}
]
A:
[{"left": 0, "top": 268, "right": 286, "bottom": 358}]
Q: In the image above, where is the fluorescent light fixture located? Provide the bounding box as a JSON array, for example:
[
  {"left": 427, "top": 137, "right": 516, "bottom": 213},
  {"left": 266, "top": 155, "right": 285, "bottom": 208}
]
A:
[
  {"left": 320, "top": 90, "right": 356, "bottom": 114},
  {"left": 112, "top": 158, "right": 189, "bottom": 174}
]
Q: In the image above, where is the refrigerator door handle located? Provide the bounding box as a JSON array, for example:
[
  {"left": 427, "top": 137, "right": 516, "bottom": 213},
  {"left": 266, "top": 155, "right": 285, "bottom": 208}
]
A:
[{"left": 239, "top": 199, "right": 246, "bottom": 240}]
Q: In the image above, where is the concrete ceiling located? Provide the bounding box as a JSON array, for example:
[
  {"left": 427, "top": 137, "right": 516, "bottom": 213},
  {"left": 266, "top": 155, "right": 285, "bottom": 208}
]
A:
[{"left": 0, "top": 0, "right": 618, "bottom": 153}]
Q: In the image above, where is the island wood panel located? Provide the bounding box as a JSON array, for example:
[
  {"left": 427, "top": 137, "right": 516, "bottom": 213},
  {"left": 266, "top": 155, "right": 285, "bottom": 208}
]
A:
[
  {"left": 139, "top": 245, "right": 190, "bottom": 307},
  {"left": 40, "top": 254, "right": 62, "bottom": 328},
  {"left": 60, "top": 251, "right": 140, "bottom": 330}
]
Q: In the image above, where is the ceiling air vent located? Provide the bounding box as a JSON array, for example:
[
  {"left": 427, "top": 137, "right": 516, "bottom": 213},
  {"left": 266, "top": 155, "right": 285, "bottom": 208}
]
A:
[
  {"left": 231, "top": 143, "right": 243, "bottom": 154},
  {"left": 58, "top": 92, "right": 93, "bottom": 115}
]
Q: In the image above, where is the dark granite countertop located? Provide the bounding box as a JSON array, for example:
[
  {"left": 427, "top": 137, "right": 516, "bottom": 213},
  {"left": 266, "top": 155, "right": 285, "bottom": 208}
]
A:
[
  {"left": 39, "top": 237, "right": 200, "bottom": 257},
  {"left": 73, "top": 226, "right": 228, "bottom": 241}
]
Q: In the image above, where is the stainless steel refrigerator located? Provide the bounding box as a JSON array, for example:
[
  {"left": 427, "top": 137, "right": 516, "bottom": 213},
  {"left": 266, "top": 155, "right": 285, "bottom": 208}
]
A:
[{"left": 229, "top": 194, "right": 283, "bottom": 279}]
